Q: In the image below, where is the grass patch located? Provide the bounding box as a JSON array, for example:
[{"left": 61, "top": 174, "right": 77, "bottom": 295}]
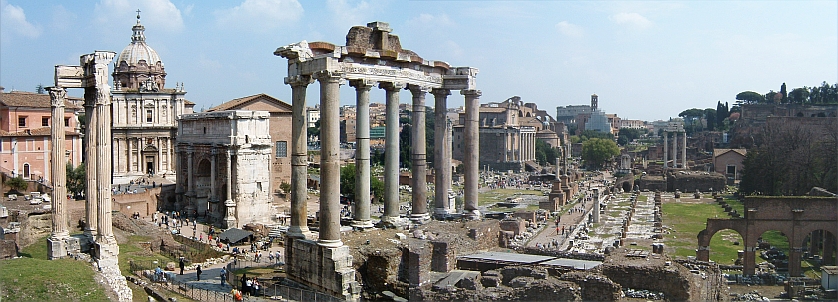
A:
[
  {"left": 0, "top": 236, "right": 109, "bottom": 301},
  {"left": 663, "top": 201, "right": 730, "bottom": 261}
]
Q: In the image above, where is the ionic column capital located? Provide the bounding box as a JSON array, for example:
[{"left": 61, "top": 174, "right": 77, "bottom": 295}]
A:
[
  {"left": 312, "top": 70, "right": 344, "bottom": 84},
  {"left": 285, "top": 75, "right": 314, "bottom": 87},
  {"left": 408, "top": 84, "right": 433, "bottom": 94},
  {"left": 48, "top": 87, "right": 67, "bottom": 107},
  {"left": 349, "top": 79, "right": 377, "bottom": 91},
  {"left": 461, "top": 89, "right": 482, "bottom": 97},
  {"left": 379, "top": 81, "right": 406, "bottom": 91},
  {"left": 432, "top": 88, "right": 451, "bottom": 97}
]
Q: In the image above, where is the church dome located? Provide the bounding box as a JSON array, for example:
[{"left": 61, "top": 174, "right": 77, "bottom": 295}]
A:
[
  {"left": 117, "top": 13, "right": 162, "bottom": 67},
  {"left": 112, "top": 11, "right": 167, "bottom": 91}
]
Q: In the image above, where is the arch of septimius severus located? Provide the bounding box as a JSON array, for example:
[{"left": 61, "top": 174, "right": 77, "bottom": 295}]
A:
[
  {"left": 48, "top": 51, "right": 132, "bottom": 301},
  {"left": 275, "top": 22, "right": 479, "bottom": 300}
]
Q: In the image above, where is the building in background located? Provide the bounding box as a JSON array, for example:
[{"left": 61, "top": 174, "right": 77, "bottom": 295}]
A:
[
  {"left": 0, "top": 89, "right": 83, "bottom": 182},
  {"left": 208, "top": 93, "right": 292, "bottom": 200},
  {"left": 111, "top": 13, "right": 194, "bottom": 184}
]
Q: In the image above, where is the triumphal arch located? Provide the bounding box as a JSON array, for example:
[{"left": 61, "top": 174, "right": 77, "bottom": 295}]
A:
[
  {"left": 275, "top": 21, "right": 479, "bottom": 300},
  {"left": 697, "top": 196, "right": 838, "bottom": 276}
]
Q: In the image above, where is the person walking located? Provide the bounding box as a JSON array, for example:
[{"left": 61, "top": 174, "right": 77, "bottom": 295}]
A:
[
  {"left": 179, "top": 258, "right": 185, "bottom": 275},
  {"left": 196, "top": 265, "right": 202, "bottom": 281},
  {"left": 220, "top": 267, "right": 228, "bottom": 285}
]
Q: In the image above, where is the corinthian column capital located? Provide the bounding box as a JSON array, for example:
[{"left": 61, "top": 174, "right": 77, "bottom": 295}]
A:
[{"left": 48, "top": 87, "right": 67, "bottom": 107}]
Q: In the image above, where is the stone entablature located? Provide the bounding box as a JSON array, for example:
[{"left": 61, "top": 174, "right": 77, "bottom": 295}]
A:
[{"left": 175, "top": 110, "right": 274, "bottom": 227}]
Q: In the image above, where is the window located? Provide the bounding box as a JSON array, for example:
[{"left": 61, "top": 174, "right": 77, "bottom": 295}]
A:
[
  {"left": 18, "top": 116, "right": 27, "bottom": 127},
  {"left": 146, "top": 110, "right": 153, "bottom": 123},
  {"left": 276, "top": 141, "right": 287, "bottom": 158},
  {"left": 726, "top": 165, "right": 736, "bottom": 175},
  {"left": 42, "top": 117, "right": 50, "bottom": 127},
  {"left": 64, "top": 118, "right": 70, "bottom": 127}
]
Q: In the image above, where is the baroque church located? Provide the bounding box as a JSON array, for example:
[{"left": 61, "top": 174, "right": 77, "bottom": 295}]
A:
[{"left": 111, "top": 12, "right": 194, "bottom": 184}]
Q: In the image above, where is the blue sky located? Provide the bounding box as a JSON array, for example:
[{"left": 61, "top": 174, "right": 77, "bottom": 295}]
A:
[{"left": 2, "top": 0, "right": 836, "bottom": 121}]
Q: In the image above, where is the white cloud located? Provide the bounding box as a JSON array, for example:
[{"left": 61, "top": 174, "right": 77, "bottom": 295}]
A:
[
  {"left": 610, "top": 12, "right": 652, "bottom": 29},
  {"left": 326, "top": 0, "right": 371, "bottom": 30},
  {"left": 407, "top": 13, "right": 454, "bottom": 28},
  {"left": 216, "top": 0, "right": 303, "bottom": 32},
  {"left": 555, "top": 21, "right": 583, "bottom": 38},
  {"left": 94, "top": 0, "right": 185, "bottom": 33},
  {"left": 1, "top": 0, "right": 42, "bottom": 39}
]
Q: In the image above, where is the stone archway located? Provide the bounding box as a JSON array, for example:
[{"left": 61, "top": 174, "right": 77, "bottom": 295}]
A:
[{"left": 697, "top": 196, "right": 838, "bottom": 276}]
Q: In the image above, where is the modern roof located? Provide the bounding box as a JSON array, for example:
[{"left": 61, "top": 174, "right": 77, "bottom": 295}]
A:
[
  {"left": 713, "top": 148, "right": 747, "bottom": 158},
  {"left": 459, "top": 252, "right": 554, "bottom": 264},
  {"left": 218, "top": 228, "right": 253, "bottom": 244},
  {"left": 1, "top": 91, "right": 83, "bottom": 109},
  {"left": 208, "top": 93, "right": 291, "bottom": 112}
]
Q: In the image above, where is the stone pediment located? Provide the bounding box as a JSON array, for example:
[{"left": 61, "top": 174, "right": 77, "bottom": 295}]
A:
[{"left": 208, "top": 93, "right": 291, "bottom": 113}]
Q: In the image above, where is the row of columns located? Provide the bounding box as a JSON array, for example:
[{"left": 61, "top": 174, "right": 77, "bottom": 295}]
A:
[
  {"left": 662, "top": 131, "right": 687, "bottom": 169},
  {"left": 48, "top": 51, "right": 119, "bottom": 261},
  {"left": 284, "top": 72, "right": 481, "bottom": 248},
  {"left": 174, "top": 146, "right": 236, "bottom": 226}
]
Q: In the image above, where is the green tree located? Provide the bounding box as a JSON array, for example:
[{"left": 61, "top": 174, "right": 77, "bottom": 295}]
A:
[
  {"left": 340, "top": 164, "right": 385, "bottom": 203},
  {"left": 617, "top": 128, "right": 644, "bottom": 146},
  {"left": 5, "top": 176, "right": 28, "bottom": 193},
  {"left": 788, "top": 87, "right": 809, "bottom": 104},
  {"left": 66, "top": 163, "right": 86, "bottom": 197},
  {"left": 678, "top": 108, "right": 705, "bottom": 134},
  {"left": 581, "top": 138, "right": 619, "bottom": 170},
  {"left": 780, "top": 82, "right": 788, "bottom": 103},
  {"left": 534, "top": 139, "right": 559, "bottom": 166},
  {"left": 279, "top": 181, "right": 291, "bottom": 195},
  {"left": 704, "top": 108, "right": 716, "bottom": 131},
  {"left": 735, "top": 91, "right": 764, "bottom": 104}
]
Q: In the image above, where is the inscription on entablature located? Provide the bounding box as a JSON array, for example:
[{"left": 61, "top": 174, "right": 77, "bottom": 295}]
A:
[{"left": 340, "top": 63, "right": 442, "bottom": 84}]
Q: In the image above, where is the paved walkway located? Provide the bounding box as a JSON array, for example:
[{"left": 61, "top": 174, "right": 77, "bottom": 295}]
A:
[{"left": 526, "top": 171, "right": 612, "bottom": 250}]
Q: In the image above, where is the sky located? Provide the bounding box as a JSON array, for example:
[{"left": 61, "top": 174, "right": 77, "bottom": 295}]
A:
[{"left": 1, "top": 0, "right": 836, "bottom": 122}]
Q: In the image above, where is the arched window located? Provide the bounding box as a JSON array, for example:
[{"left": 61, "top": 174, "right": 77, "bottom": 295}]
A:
[{"left": 23, "top": 163, "right": 31, "bottom": 179}]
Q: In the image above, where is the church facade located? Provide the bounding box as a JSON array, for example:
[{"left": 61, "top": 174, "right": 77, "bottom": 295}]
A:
[{"left": 111, "top": 13, "right": 194, "bottom": 184}]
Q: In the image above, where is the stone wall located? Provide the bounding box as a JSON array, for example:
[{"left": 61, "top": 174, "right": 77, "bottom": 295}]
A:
[
  {"left": 667, "top": 171, "right": 726, "bottom": 193},
  {"left": 285, "top": 238, "right": 360, "bottom": 300},
  {"left": 16, "top": 211, "right": 51, "bottom": 248},
  {"left": 0, "top": 239, "right": 17, "bottom": 259},
  {"left": 638, "top": 175, "right": 667, "bottom": 192}
]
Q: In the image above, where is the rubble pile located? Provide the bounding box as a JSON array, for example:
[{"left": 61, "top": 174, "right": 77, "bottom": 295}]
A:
[
  {"left": 730, "top": 290, "right": 770, "bottom": 301},
  {"left": 623, "top": 288, "right": 666, "bottom": 300}
]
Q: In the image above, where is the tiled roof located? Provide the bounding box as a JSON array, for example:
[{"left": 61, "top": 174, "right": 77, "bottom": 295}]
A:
[
  {"left": 0, "top": 127, "right": 80, "bottom": 137},
  {"left": 713, "top": 148, "right": 747, "bottom": 157},
  {"left": 1, "top": 91, "right": 83, "bottom": 109},
  {"left": 208, "top": 93, "right": 291, "bottom": 112}
]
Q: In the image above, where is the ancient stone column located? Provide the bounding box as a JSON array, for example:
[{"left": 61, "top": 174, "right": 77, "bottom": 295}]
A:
[
  {"left": 314, "top": 71, "right": 343, "bottom": 247},
  {"left": 663, "top": 130, "right": 669, "bottom": 169},
  {"left": 681, "top": 132, "right": 687, "bottom": 169},
  {"left": 824, "top": 234, "right": 834, "bottom": 265},
  {"left": 433, "top": 89, "right": 452, "bottom": 217},
  {"left": 48, "top": 87, "right": 69, "bottom": 260},
  {"left": 381, "top": 81, "right": 405, "bottom": 223},
  {"left": 790, "top": 247, "right": 803, "bottom": 276},
  {"left": 210, "top": 148, "right": 217, "bottom": 214},
  {"left": 223, "top": 149, "right": 237, "bottom": 228},
  {"left": 409, "top": 84, "right": 430, "bottom": 223},
  {"left": 84, "top": 93, "right": 99, "bottom": 239},
  {"left": 351, "top": 79, "right": 375, "bottom": 229},
  {"left": 462, "top": 89, "right": 481, "bottom": 219},
  {"left": 671, "top": 132, "right": 678, "bottom": 168},
  {"left": 185, "top": 146, "right": 196, "bottom": 216},
  {"left": 286, "top": 75, "right": 312, "bottom": 238}
]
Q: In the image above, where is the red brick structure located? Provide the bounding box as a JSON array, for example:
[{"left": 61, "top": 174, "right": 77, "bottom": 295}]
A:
[{"left": 697, "top": 196, "right": 838, "bottom": 276}]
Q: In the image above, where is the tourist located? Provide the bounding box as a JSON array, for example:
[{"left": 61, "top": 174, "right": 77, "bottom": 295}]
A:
[
  {"left": 196, "top": 265, "right": 202, "bottom": 281},
  {"left": 179, "top": 258, "right": 185, "bottom": 275},
  {"left": 155, "top": 266, "right": 163, "bottom": 282},
  {"left": 245, "top": 277, "right": 253, "bottom": 296},
  {"left": 241, "top": 274, "right": 250, "bottom": 295},
  {"left": 252, "top": 279, "right": 261, "bottom": 296},
  {"left": 220, "top": 267, "right": 228, "bottom": 285}
]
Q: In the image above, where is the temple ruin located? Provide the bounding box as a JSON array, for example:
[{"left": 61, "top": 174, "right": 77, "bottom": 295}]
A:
[{"left": 275, "top": 21, "right": 479, "bottom": 300}]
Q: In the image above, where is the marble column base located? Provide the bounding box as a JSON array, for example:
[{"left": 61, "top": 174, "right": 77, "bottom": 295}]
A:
[
  {"left": 286, "top": 225, "right": 311, "bottom": 239},
  {"left": 409, "top": 213, "right": 430, "bottom": 224},
  {"left": 47, "top": 235, "right": 69, "bottom": 260},
  {"left": 317, "top": 238, "right": 343, "bottom": 248},
  {"left": 463, "top": 209, "right": 482, "bottom": 220},
  {"left": 377, "top": 216, "right": 409, "bottom": 229},
  {"left": 350, "top": 219, "right": 375, "bottom": 229}
]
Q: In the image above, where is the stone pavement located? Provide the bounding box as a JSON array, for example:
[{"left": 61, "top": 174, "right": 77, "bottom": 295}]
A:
[{"left": 526, "top": 171, "right": 612, "bottom": 250}]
